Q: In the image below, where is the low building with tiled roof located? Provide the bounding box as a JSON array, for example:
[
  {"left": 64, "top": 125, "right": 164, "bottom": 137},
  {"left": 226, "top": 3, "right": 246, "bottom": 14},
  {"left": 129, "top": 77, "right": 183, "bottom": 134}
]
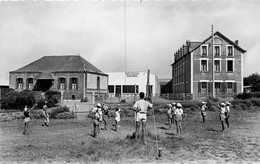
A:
[{"left": 9, "top": 55, "right": 108, "bottom": 100}]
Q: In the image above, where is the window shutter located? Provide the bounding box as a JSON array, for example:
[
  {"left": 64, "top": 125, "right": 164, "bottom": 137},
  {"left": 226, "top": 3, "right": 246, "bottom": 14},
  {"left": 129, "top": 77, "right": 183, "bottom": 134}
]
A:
[
  {"left": 65, "top": 78, "right": 67, "bottom": 90},
  {"left": 16, "top": 78, "right": 18, "bottom": 89},
  {"left": 58, "top": 78, "right": 60, "bottom": 89},
  {"left": 76, "top": 78, "right": 78, "bottom": 90},
  {"left": 69, "top": 78, "right": 72, "bottom": 90},
  {"left": 198, "top": 82, "right": 201, "bottom": 94},
  {"left": 233, "top": 82, "right": 237, "bottom": 93},
  {"left": 222, "top": 82, "right": 227, "bottom": 93},
  {"left": 208, "top": 82, "right": 213, "bottom": 95}
]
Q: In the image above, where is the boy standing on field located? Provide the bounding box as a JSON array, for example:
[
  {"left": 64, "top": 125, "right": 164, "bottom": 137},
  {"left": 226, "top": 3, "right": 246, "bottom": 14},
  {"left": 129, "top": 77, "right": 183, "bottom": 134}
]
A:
[
  {"left": 133, "top": 92, "right": 153, "bottom": 144},
  {"left": 225, "top": 101, "right": 231, "bottom": 128},
  {"left": 201, "top": 101, "right": 207, "bottom": 123},
  {"left": 42, "top": 101, "right": 49, "bottom": 127},
  {"left": 174, "top": 103, "right": 183, "bottom": 135},
  {"left": 166, "top": 104, "right": 173, "bottom": 129},
  {"left": 219, "top": 103, "right": 226, "bottom": 131},
  {"left": 23, "top": 104, "right": 37, "bottom": 135},
  {"left": 89, "top": 103, "right": 102, "bottom": 138}
]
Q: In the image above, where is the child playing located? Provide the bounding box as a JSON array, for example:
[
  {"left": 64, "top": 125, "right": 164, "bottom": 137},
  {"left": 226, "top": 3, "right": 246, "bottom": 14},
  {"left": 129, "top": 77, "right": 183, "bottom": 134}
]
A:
[
  {"left": 219, "top": 103, "right": 226, "bottom": 131},
  {"left": 225, "top": 101, "right": 231, "bottom": 128},
  {"left": 114, "top": 105, "right": 122, "bottom": 131},
  {"left": 171, "top": 102, "right": 176, "bottom": 125},
  {"left": 23, "top": 103, "right": 37, "bottom": 135},
  {"left": 174, "top": 103, "right": 183, "bottom": 135},
  {"left": 166, "top": 104, "right": 173, "bottom": 129},
  {"left": 89, "top": 103, "right": 102, "bottom": 138},
  {"left": 102, "top": 103, "right": 110, "bottom": 130},
  {"left": 201, "top": 101, "right": 208, "bottom": 123},
  {"left": 42, "top": 101, "right": 49, "bottom": 127}
]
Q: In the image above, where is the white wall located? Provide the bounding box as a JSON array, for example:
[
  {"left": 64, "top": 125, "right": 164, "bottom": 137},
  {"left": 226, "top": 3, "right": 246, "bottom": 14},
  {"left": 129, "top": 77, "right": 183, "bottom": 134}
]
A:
[
  {"left": 106, "top": 72, "right": 159, "bottom": 95},
  {"left": 87, "top": 73, "right": 108, "bottom": 90}
]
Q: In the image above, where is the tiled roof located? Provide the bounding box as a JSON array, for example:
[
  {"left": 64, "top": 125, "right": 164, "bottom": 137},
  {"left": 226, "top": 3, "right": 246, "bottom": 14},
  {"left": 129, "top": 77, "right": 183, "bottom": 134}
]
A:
[{"left": 11, "top": 55, "right": 107, "bottom": 75}]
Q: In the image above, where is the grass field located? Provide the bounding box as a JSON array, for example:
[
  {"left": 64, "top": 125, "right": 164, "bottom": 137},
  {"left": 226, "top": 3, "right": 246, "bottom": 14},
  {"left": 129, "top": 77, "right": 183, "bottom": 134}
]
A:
[{"left": 0, "top": 107, "right": 260, "bottom": 163}]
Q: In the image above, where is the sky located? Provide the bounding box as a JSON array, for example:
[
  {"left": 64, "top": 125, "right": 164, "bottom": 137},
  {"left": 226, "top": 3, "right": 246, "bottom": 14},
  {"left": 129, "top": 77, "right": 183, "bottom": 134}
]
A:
[{"left": 0, "top": 0, "right": 260, "bottom": 85}]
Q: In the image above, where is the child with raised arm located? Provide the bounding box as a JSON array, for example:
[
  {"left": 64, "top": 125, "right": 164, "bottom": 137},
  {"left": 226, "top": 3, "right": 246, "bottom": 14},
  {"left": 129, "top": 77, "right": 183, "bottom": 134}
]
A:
[{"left": 23, "top": 103, "right": 37, "bottom": 135}]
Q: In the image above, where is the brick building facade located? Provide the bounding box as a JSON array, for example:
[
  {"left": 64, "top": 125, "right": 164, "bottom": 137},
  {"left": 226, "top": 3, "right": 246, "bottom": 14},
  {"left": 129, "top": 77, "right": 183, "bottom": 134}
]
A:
[
  {"left": 171, "top": 31, "right": 246, "bottom": 100},
  {"left": 9, "top": 55, "right": 108, "bottom": 100}
]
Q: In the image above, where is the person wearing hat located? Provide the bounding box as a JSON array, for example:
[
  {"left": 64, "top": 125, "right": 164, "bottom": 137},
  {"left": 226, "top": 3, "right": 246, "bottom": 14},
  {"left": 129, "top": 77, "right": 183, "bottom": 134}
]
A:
[
  {"left": 42, "top": 101, "right": 49, "bottom": 127},
  {"left": 174, "top": 103, "right": 183, "bottom": 135},
  {"left": 89, "top": 103, "right": 102, "bottom": 138},
  {"left": 101, "top": 103, "right": 110, "bottom": 130},
  {"left": 219, "top": 103, "right": 226, "bottom": 131},
  {"left": 225, "top": 101, "right": 231, "bottom": 128},
  {"left": 201, "top": 101, "right": 208, "bottom": 123},
  {"left": 171, "top": 102, "right": 177, "bottom": 125},
  {"left": 23, "top": 103, "right": 37, "bottom": 135},
  {"left": 166, "top": 104, "right": 173, "bottom": 129}
]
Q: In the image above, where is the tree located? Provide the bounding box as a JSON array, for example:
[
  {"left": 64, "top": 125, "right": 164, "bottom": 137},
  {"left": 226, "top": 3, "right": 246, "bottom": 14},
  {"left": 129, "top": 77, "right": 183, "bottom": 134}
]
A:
[{"left": 244, "top": 73, "right": 260, "bottom": 92}]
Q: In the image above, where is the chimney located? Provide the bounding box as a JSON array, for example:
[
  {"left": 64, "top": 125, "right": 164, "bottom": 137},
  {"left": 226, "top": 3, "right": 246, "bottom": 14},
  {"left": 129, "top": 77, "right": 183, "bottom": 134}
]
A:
[{"left": 235, "top": 40, "right": 238, "bottom": 45}]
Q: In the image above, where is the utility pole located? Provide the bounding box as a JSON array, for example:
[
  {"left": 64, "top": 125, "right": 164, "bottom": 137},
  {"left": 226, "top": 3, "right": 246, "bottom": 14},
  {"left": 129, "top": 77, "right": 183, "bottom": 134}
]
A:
[
  {"left": 146, "top": 69, "right": 150, "bottom": 100},
  {"left": 83, "top": 64, "right": 86, "bottom": 99},
  {"left": 211, "top": 25, "right": 215, "bottom": 98}
]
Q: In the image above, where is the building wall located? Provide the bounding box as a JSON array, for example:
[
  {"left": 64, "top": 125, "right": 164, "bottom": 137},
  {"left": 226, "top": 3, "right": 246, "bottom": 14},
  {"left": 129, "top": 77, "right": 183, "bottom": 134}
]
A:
[
  {"left": 172, "top": 35, "right": 244, "bottom": 100},
  {"left": 9, "top": 72, "right": 108, "bottom": 100},
  {"left": 107, "top": 72, "right": 160, "bottom": 97},
  {"left": 192, "top": 36, "right": 242, "bottom": 99}
]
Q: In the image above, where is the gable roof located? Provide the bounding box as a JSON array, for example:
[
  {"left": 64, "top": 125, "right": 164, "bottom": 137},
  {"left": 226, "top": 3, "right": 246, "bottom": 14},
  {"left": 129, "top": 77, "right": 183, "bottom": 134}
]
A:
[
  {"left": 191, "top": 31, "right": 246, "bottom": 53},
  {"left": 10, "top": 55, "right": 107, "bottom": 75}
]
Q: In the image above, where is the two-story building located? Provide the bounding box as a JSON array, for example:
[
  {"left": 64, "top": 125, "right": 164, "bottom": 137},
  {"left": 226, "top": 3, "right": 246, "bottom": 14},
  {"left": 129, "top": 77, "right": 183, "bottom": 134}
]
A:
[
  {"left": 9, "top": 55, "right": 108, "bottom": 100},
  {"left": 171, "top": 31, "right": 246, "bottom": 100}
]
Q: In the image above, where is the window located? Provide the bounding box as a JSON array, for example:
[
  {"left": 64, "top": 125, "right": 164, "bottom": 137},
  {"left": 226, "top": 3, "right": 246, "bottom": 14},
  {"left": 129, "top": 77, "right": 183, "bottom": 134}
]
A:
[
  {"left": 214, "top": 45, "right": 221, "bottom": 56},
  {"left": 214, "top": 60, "right": 221, "bottom": 72},
  {"left": 108, "top": 85, "right": 114, "bottom": 93},
  {"left": 201, "top": 82, "right": 207, "bottom": 94},
  {"left": 17, "top": 78, "right": 23, "bottom": 89},
  {"left": 123, "top": 85, "right": 139, "bottom": 93},
  {"left": 227, "top": 45, "right": 234, "bottom": 56},
  {"left": 215, "top": 82, "right": 221, "bottom": 94},
  {"left": 201, "top": 45, "right": 208, "bottom": 56},
  {"left": 227, "top": 82, "right": 233, "bottom": 93},
  {"left": 71, "top": 78, "right": 78, "bottom": 90},
  {"left": 60, "top": 78, "right": 66, "bottom": 89},
  {"left": 28, "top": 78, "right": 33, "bottom": 89},
  {"left": 227, "top": 60, "right": 234, "bottom": 72},
  {"left": 201, "top": 60, "right": 208, "bottom": 72},
  {"left": 97, "top": 76, "right": 100, "bottom": 90}
]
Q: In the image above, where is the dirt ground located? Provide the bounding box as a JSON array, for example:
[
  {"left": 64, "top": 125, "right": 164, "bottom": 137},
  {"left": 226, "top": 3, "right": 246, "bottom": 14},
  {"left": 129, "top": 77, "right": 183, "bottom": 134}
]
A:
[{"left": 0, "top": 108, "right": 259, "bottom": 163}]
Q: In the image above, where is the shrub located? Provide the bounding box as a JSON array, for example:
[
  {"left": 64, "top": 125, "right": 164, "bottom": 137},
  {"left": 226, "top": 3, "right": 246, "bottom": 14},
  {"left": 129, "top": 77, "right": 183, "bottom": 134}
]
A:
[
  {"left": 250, "top": 98, "right": 260, "bottom": 107},
  {"left": 31, "top": 110, "right": 45, "bottom": 119},
  {"left": 80, "top": 98, "right": 88, "bottom": 102},
  {"left": 50, "top": 106, "right": 70, "bottom": 118},
  {"left": 55, "top": 112, "right": 74, "bottom": 119},
  {"left": 1, "top": 89, "right": 44, "bottom": 110},
  {"left": 239, "top": 103, "right": 248, "bottom": 110},
  {"left": 243, "top": 99, "right": 253, "bottom": 108},
  {"left": 236, "top": 92, "right": 260, "bottom": 100}
]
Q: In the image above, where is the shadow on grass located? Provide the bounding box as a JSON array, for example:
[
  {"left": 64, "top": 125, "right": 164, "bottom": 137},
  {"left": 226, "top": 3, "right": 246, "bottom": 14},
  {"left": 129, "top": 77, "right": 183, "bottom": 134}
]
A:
[
  {"left": 207, "top": 128, "right": 223, "bottom": 132},
  {"left": 157, "top": 126, "right": 168, "bottom": 130},
  {"left": 165, "top": 132, "right": 175, "bottom": 136}
]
